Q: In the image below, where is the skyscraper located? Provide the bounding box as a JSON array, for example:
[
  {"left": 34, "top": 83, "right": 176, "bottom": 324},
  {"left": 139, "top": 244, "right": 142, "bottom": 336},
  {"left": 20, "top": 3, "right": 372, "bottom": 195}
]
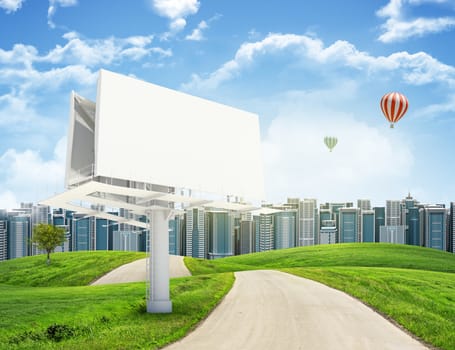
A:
[
  {"left": 274, "top": 210, "right": 296, "bottom": 250},
  {"left": 298, "top": 199, "right": 317, "bottom": 246},
  {"left": 361, "top": 210, "right": 375, "bottom": 242},
  {"left": 169, "top": 214, "right": 184, "bottom": 256},
  {"left": 0, "top": 220, "right": 7, "bottom": 261},
  {"left": 386, "top": 200, "right": 401, "bottom": 226},
  {"left": 7, "top": 214, "right": 30, "bottom": 259},
  {"left": 449, "top": 202, "right": 455, "bottom": 253},
  {"left": 357, "top": 199, "right": 371, "bottom": 211},
  {"left": 339, "top": 208, "right": 359, "bottom": 243},
  {"left": 374, "top": 207, "right": 385, "bottom": 242},
  {"left": 253, "top": 208, "right": 276, "bottom": 252},
  {"left": 421, "top": 206, "right": 447, "bottom": 251},
  {"left": 319, "top": 219, "right": 337, "bottom": 244},
  {"left": 185, "top": 207, "right": 206, "bottom": 258},
  {"left": 207, "top": 210, "right": 234, "bottom": 259}
]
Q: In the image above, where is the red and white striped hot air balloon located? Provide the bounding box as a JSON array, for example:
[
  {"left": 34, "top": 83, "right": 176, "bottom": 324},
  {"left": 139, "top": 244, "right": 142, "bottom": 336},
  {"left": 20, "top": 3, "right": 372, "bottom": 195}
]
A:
[{"left": 380, "top": 92, "right": 409, "bottom": 128}]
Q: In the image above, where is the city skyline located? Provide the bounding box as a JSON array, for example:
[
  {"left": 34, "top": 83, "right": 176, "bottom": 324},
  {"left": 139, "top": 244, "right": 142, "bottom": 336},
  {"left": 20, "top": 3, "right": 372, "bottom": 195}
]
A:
[
  {"left": 1, "top": 190, "right": 452, "bottom": 263},
  {"left": 1, "top": 1, "right": 455, "bottom": 209}
]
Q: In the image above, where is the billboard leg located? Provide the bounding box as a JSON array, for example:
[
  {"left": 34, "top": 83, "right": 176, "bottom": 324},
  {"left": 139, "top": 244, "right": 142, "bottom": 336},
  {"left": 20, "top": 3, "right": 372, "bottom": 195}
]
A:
[{"left": 147, "top": 209, "right": 172, "bottom": 313}]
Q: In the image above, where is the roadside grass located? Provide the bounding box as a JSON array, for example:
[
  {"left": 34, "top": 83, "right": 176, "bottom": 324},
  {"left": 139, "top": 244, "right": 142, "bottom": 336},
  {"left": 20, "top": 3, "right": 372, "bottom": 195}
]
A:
[
  {"left": 183, "top": 243, "right": 455, "bottom": 350},
  {"left": 282, "top": 267, "right": 455, "bottom": 350},
  {"left": 184, "top": 243, "right": 455, "bottom": 275},
  {"left": 1, "top": 244, "right": 454, "bottom": 349},
  {"left": 0, "top": 273, "right": 234, "bottom": 350},
  {"left": 0, "top": 251, "right": 146, "bottom": 287}
]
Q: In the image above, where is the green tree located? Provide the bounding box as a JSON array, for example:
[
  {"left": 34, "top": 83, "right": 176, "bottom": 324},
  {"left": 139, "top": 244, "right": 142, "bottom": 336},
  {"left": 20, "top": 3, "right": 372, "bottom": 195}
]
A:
[{"left": 32, "top": 224, "right": 66, "bottom": 265}]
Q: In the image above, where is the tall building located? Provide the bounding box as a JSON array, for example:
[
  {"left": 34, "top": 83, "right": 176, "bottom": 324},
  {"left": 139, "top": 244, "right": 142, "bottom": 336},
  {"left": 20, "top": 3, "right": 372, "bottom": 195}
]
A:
[
  {"left": 374, "top": 207, "right": 385, "bottom": 242},
  {"left": 7, "top": 214, "right": 30, "bottom": 259},
  {"left": 361, "top": 210, "right": 375, "bottom": 242},
  {"left": 407, "top": 207, "right": 421, "bottom": 246},
  {"left": 112, "top": 230, "right": 144, "bottom": 251},
  {"left": 52, "top": 208, "right": 71, "bottom": 253},
  {"left": 207, "top": 210, "right": 234, "bottom": 259},
  {"left": 386, "top": 200, "right": 401, "bottom": 226},
  {"left": 421, "top": 206, "right": 447, "bottom": 251},
  {"left": 72, "top": 214, "right": 93, "bottom": 251},
  {"left": 400, "top": 193, "right": 421, "bottom": 246},
  {"left": 0, "top": 220, "right": 7, "bottom": 261},
  {"left": 357, "top": 199, "right": 371, "bottom": 211},
  {"left": 298, "top": 199, "right": 318, "bottom": 246},
  {"left": 379, "top": 225, "right": 405, "bottom": 244},
  {"left": 274, "top": 210, "right": 296, "bottom": 250},
  {"left": 253, "top": 208, "right": 276, "bottom": 252},
  {"left": 185, "top": 208, "right": 206, "bottom": 258},
  {"left": 169, "top": 214, "right": 184, "bottom": 256},
  {"left": 319, "top": 219, "right": 337, "bottom": 244},
  {"left": 450, "top": 203, "right": 455, "bottom": 253},
  {"left": 339, "top": 208, "right": 359, "bottom": 243},
  {"left": 238, "top": 217, "right": 254, "bottom": 254}
]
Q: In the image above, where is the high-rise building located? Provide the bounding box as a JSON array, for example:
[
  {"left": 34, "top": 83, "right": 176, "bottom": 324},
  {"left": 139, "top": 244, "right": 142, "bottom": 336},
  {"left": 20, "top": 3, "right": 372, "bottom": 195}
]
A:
[
  {"left": 361, "top": 210, "right": 375, "bottom": 242},
  {"left": 319, "top": 219, "right": 337, "bottom": 244},
  {"left": 407, "top": 207, "right": 421, "bottom": 246},
  {"left": 72, "top": 214, "right": 93, "bottom": 251},
  {"left": 386, "top": 200, "right": 401, "bottom": 226},
  {"left": 274, "top": 210, "right": 296, "bottom": 250},
  {"left": 207, "top": 210, "right": 234, "bottom": 259},
  {"left": 238, "top": 218, "right": 254, "bottom": 254},
  {"left": 253, "top": 208, "right": 276, "bottom": 252},
  {"left": 420, "top": 206, "right": 447, "bottom": 251},
  {"left": 0, "top": 220, "right": 7, "bottom": 261},
  {"left": 449, "top": 203, "right": 455, "bottom": 253},
  {"left": 339, "top": 208, "right": 359, "bottom": 243},
  {"left": 7, "top": 214, "right": 30, "bottom": 259},
  {"left": 52, "top": 208, "right": 71, "bottom": 253},
  {"left": 298, "top": 199, "right": 318, "bottom": 246},
  {"left": 112, "top": 230, "right": 144, "bottom": 251},
  {"left": 374, "top": 207, "right": 385, "bottom": 242},
  {"left": 357, "top": 199, "right": 371, "bottom": 211},
  {"left": 185, "top": 208, "right": 206, "bottom": 258},
  {"left": 379, "top": 225, "right": 405, "bottom": 244},
  {"left": 169, "top": 214, "right": 184, "bottom": 256}
]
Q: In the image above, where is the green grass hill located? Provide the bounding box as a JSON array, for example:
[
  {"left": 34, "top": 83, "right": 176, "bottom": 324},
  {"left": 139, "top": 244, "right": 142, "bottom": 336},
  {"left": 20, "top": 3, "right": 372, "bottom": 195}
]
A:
[{"left": 0, "top": 243, "right": 454, "bottom": 349}]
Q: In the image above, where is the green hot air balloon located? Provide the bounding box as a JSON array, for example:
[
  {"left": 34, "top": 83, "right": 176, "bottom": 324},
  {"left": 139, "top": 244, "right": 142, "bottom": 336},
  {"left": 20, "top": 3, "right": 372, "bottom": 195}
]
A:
[{"left": 324, "top": 136, "right": 338, "bottom": 152}]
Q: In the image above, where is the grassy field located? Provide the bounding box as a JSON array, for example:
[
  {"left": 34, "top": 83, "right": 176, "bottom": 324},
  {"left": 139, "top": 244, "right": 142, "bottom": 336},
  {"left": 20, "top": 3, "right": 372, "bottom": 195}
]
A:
[
  {"left": 1, "top": 244, "right": 454, "bottom": 349},
  {"left": 0, "top": 251, "right": 147, "bottom": 286}
]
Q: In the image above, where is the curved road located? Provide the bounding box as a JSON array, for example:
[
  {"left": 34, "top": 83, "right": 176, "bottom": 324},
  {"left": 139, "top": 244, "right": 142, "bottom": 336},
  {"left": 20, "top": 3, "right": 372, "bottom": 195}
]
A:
[
  {"left": 91, "top": 255, "right": 190, "bottom": 285},
  {"left": 164, "top": 270, "right": 428, "bottom": 350}
]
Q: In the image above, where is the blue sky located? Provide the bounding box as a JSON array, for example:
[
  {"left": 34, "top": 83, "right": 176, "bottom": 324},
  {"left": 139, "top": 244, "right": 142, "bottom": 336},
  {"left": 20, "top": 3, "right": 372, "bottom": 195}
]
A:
[{"left": 1, "top": 0, "right": 455, "bottom": 209}]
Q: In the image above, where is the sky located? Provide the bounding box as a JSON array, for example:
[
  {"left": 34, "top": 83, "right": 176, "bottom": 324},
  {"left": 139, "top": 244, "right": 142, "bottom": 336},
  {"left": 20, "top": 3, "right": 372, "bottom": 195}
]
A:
[{"left": 1, "top": 0, "right": 455, "bottom": 209}]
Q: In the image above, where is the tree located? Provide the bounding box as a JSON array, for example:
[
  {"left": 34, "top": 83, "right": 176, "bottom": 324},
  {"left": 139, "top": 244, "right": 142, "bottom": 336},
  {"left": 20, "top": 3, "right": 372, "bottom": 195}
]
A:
[{"left": 32, "top": 223, "right": 66, "bottom": 265}]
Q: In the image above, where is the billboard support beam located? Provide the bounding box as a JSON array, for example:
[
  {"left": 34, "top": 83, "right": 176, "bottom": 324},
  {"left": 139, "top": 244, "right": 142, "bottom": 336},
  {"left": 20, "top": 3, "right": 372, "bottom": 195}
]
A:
[{"left": 147, "top": 208, "right": 173, "bottom": 313}]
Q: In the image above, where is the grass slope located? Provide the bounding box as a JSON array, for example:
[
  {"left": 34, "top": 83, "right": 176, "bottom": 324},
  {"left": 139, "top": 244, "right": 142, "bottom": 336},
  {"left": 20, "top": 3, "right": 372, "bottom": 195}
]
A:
[
  {"left": 1, "top": 244, "right": 454, "bottom": 349},
  {"left": 185, "top": 243, "right": 455, "bottom": 350},
  {"left": 184, "top": 243, "right": 455, "bottom": 275},
  {"left": 0, "top": 251, "right": 146, "bottom": 286}
]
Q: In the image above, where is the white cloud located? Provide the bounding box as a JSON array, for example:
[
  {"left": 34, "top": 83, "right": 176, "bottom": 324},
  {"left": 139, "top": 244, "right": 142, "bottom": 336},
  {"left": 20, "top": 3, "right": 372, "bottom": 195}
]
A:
[
  {"left": 0, "top": 0, "right": 22, "bottom": 13},
  {"left": 261, "top": 89, "right": 414, "bottom": 205},
  {"left": 0, "top": 32, "right": 170, "bottom": 95},
  {"left": 377, "top": 0, "right": 455, "bottom": 42},
  {"left": 413, "top": 93, "right": 455, "bottom": 118},
  {"left": 182, "top": 33, "right": 455, "bottom": 91},
  {"left": 186, "top": 20, "right": 208, "bottom": 41},
  {"left": 0, "top": 137, "right": 66, "bottom": 209},
  {"left": 152, "top": 0, "right": 199, "bottom": 19},
  {"left": 152, "top": 0, "right": 200, "bottom": 34},
  {"left": 48, "top": 0, "right": 78, "bottom": 28},
  {"left": 0, "top": 32, "right": 165, "bottom": 67}
]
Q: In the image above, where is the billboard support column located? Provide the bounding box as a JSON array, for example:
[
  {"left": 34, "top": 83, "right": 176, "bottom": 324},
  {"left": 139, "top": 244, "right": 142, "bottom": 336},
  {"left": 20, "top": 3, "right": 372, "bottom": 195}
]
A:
[{"left": 147, "top": 208, "right": 172, "bottom": 313}]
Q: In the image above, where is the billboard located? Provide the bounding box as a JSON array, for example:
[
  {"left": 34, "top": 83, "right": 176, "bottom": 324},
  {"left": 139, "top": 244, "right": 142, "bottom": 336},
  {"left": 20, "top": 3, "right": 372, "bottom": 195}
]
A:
[{"left": 66, "top": 69, "right": 264, "bottom": 201}]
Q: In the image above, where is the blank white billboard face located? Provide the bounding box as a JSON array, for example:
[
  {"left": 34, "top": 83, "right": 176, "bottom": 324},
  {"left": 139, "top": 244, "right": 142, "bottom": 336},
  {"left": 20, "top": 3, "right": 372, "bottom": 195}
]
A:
[{"left": 86, "top": 70, "right": 264, "bottom": 200}]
